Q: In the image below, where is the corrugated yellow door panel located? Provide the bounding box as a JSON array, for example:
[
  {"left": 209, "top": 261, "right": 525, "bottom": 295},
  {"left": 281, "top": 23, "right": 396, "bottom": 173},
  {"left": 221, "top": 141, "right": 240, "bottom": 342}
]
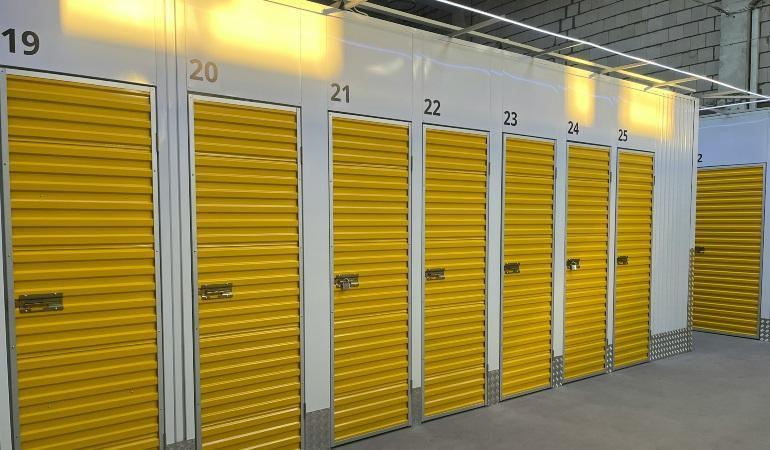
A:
[
  {"left": 193, "top": 100, "right": 301, "bottom": 449},
  {"left": 565, "top": 145, "right": 610, "bottom": 380},
  {"left": 694, "top": 166, "right": 763, "bottom": 337},
  {"left": 424, "top": 128, "right": 486, "bottom": 418},
  {"left": 332, "top": 117, "right": 409, "bottom": 443},
  {"left": 614, "top": 151, "right": 654, "bottom": 368},
  {"left": 501, "top": 137, "right": 554, "bottom": 398},
  {"left": 6, "top": 75, "right": 159, "bottom": 449}
]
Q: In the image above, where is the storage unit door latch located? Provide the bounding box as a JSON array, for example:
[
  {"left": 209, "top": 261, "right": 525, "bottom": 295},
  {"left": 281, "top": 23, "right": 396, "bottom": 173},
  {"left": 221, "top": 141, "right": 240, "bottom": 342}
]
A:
[
  {"left": 694, "top": 246, "right": 705, "bottom": 254},
  {"left": 200, "top": 283, "right": 233, "bottom": 300},
  {"left": 616, "top": 255, "right": 629, "bottom": 265},
  {"left": 334, "top": 273, "right": 360, "bottom": 290},
  {"left": 17, "top": 293, "right": 63, "bottom": 313},
  {"left": 566, "top": 258, "right": 581, "bottom": 271},
  {"left": 504, "top": 262, "right": 521, "bottom": 274},
  {"left": 425, "top": 268, "right": 446, "bottom": 281}
]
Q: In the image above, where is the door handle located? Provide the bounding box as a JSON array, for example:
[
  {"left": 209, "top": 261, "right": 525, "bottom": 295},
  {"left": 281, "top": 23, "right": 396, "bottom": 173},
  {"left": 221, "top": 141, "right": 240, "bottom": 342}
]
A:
[
  {"left": 504, "top": 262, "right": 520, "bottom": 274},
  {"left": 617, "top": 255, "right": 629, "bottom": 265},
  {"left": 200, "top": 283, "right": 233, "bottom": 300},
  {"left": 694, "top": 246, "right": 705, "bottom": 254},
  {"left": 566, "top": 258, "right": 581, "bottom": 271},
  {"left": 16, "top": 293, "right": 63, "bottom": 313},
  {"left": 334, "top": 273, "right": 359, "bottom": 290},
  {"left": 425, "top": 268, "right": 445, "bottom": 280}
]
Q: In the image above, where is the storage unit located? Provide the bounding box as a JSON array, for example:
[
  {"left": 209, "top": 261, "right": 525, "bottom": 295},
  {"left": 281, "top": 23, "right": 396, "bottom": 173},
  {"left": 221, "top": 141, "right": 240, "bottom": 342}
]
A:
[
  {"left": 564, "top": 144, "right": 611, "bottom": 381},
  {"left": 613, "top": 151, "right": 654, "bottom": 368},
  {"left": 330, "top": 115, "right": 410, "bottom": 443},
  {"left": 2, "top": 74, "right": 161, "bottom": 448},
  {"left": 191, "top": 98, "right": 302, "bottom": 448},
  {"left": 693, "top": 166, "right": 763, "bottom": 337},
  {"left": 698, "top": 109, "right": 770, "bottom": 341},
  {"left": 500, "top": 136, "right": 555, "bottom": 398},
  {"left": 423, "top": 127, "right": 488, "bottom": 418}
]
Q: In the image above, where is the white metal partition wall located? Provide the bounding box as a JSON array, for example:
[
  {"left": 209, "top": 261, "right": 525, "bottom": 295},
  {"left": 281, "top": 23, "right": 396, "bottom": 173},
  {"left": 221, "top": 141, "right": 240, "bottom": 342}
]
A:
[{"left": 0, "top": 0, "right": 699, "bottom": 447}]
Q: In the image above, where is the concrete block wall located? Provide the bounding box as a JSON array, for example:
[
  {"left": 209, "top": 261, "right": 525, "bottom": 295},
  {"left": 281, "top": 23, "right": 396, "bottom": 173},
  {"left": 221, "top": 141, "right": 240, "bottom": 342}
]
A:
[
  {"left": 760, "top": 5, "right": 770, "bottom": 96},
  {"left": 471, "top": 0, "right": 723, "bottom": 96}
]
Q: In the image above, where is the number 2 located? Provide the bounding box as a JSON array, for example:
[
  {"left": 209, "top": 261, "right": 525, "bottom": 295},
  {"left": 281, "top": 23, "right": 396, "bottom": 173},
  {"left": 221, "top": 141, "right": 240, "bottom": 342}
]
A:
[{"left": 698, "top": 154, "right": 703, "bottom": 163}]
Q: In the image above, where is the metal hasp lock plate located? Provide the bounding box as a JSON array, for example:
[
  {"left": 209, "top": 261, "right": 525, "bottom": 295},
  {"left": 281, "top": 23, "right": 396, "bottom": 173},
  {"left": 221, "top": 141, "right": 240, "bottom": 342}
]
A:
[
  {"left": 425, "top": 268, "right": 445, "bottom": 281},
  {"left": 566, "top": 258, "right": 581, "bottom": 271},
  {"left": 617, "top": 255, "right": 629, "bottom": 265},
  {"left": 200, "top": 283, "right": 233, "bottom": 300},
  {"left": 504, "top": 262, "right": 521, "bottom": 274},
  {"left": 694, "top": 246, "right": 705, "bottom": 254},
  {"left": 334, "top": 273, "right": 359, "bottom": 291},
  {"left": 17, "top": 292, "right": 63, "bottom": 313}
]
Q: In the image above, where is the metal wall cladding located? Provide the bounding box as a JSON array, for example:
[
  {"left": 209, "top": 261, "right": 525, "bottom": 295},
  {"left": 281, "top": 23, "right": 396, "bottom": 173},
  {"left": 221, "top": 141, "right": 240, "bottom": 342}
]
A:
[
  {"left": 423, "top": 128, "right": 487, "bottom": 418},
  {"left": 648, "top": 96, "right": 695, "bottom": 334},
  {"left": 564, "top": 145, "right": 610, "bottom": 381},
  {"left": 6, "top": 75, "right": 159, "bottom": 448},
  {"left": 501, "top": 137, "right": 554, "bottom": 398},
  {"left": 331, "top": 116, "right": 410, "bottom": 443},
  {"left": 693, "top": 166, "right": 763, "bottom": 337},
  {"left": 614, "top": 151, "right": 654, "bottom": 368},
  {"left": 193, "top": 100, "right": 301, "bottom": 448}
]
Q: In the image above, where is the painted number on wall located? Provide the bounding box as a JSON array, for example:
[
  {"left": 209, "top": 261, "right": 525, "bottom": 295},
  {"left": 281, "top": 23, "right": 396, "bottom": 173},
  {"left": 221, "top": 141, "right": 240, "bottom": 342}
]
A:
[
  {"left": 330, "top": 83, "right": 350, "bottom": 103},
  {"left": 618, "top": 129, "right": 628, "bottom": 142},
  {"left": 1, "top": 28, "right": 39, "bottom": 55},
  {"left": 424, "top": 99, "right": 441, "bottom": 116},
  {"left": 698, "top": 154, "right": 703, "bottom": 163},
  {"left": 503, "top": 111, "right": 518, "bottom": 126},
  {"left": 190, "top": 59, "right": 219, "bottom": 83},
  {"left": 567, "top": 121, "right": 580, "bottom": 135}
]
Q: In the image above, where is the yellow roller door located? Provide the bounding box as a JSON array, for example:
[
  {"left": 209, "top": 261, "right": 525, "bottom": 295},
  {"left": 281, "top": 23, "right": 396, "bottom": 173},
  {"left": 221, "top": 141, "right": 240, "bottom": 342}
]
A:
[
  {"left": 694, "top": 165, "right": 763, "bottom": 337},
  {"left": 4, "top": 75, "right": 159, "bottom": 448},
  {"left": 565, "top": 144, "right": 610, "bottom": 381},
  {"left": 501, "top": 137, "right": 554, "bottom": 398},
  {"left": 193, "top": 99, "right": 301, "bottom": 448},
  {"left": 331, "top": 116, "right": 410, "bottom": 443},
  {"left": 424, "top": 128, "right": 487, "bottom": 418},
  {"left": 614, "top": 151, "right": 654, "bottom": 368}
]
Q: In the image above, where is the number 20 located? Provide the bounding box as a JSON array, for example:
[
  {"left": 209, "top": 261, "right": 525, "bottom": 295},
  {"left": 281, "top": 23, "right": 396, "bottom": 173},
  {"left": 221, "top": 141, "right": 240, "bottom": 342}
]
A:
[{"left": 190, "top": 59, "right": 218, "bottom": 83}]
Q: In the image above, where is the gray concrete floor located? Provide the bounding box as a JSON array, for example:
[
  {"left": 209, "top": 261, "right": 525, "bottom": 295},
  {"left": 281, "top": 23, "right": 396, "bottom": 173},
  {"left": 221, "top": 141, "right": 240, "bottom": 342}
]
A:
[{"left": 344, "top": 332, "right": 770, "bottom": 450}]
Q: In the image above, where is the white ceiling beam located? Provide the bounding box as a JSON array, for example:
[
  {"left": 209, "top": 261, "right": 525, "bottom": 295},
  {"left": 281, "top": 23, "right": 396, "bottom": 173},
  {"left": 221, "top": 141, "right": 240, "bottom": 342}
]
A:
[
  {"left": 449, "top": 17, "right": 500, "bottom": 37},
  {"left": 645, "top": 76, "right": 699, "bottom": 90},
  {"left": 342, "top": 0, "right": 369, "bottom": 9}
]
